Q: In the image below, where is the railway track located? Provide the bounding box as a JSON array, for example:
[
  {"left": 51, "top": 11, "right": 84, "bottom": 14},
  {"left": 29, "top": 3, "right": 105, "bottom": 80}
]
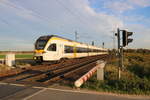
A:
[{"left": 0, "top": 54, "right": 108, "bottom": 86}]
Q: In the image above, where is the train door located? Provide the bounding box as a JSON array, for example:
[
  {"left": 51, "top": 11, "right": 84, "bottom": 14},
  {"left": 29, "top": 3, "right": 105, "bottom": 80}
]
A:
[
  {"left": 57, "top": 44, "right": 63, "bottom": 60},
  {"left": 46, "top": 43, "right": 58, "bottom": 60}
]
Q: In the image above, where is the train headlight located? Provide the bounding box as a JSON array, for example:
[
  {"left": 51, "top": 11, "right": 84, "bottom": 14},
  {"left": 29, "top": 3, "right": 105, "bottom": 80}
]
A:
[{"left": 33, "top": 57, "right": 37, "bottom": 60}]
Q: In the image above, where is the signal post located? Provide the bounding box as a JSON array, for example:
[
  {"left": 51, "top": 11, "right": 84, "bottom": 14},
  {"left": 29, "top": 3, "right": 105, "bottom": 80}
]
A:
[{"left": 115, "top": 28, "right": 133, "bottom": 79}]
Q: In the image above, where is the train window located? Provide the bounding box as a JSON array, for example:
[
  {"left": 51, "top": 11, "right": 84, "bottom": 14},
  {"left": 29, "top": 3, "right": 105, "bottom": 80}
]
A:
[
  {"left": 87, "top": 48, "right": 90, "bottom": 52},
  {"left": 93, "top": 49, "right": 96, "bottom": 52},
  {"left": 76, "top": 47, "right": 81, "bottom": 53},
  {"left": 82, "top": 48, "right": 87, "bottom": 53},
  {"left": 65, "top": 46, "right": 73, "bottom": 53},
  {"left": 76, "top": 47, "right": 88, "bottom": 53},
  {"left": 35, "top": 40, "right": 47, "bottom": 50},
  {"left": 47, "top": 43, "right": 57, "bottom": 51},
  {"left": 89, "top": 49, "right": 93, "bottom": 52}
]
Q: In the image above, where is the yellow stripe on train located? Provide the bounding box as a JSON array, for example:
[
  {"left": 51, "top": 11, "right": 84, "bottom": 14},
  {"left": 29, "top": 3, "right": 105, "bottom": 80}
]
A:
[{"left": 35, "top": 50, "right": 44, "bottom": 53}]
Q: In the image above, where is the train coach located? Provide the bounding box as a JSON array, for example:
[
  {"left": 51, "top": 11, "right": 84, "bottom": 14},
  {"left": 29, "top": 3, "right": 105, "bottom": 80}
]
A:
[{"left": 34, "top": 35, "right": 108, "bottom": 61}]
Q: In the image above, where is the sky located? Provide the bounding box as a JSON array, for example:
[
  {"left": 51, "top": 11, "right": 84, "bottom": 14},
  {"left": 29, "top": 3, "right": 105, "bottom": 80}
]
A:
[{"left": 0, "top": 0, "right": 150, "bottom": 50}]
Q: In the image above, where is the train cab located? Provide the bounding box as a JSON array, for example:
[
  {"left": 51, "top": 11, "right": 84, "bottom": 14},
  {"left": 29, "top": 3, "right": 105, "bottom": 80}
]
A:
[{"left": 34, "top": 35, "right": 63, "bottom": 61}]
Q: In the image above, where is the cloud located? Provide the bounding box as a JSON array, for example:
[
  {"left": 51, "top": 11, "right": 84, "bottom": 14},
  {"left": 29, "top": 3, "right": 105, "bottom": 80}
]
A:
[
  {"left": 0, "top": 0, "right": 149, "bottom": 50},
  {"left": 0, "top": 0, "right": 124, "bottom": 50},
  {"left": 0, "top": 36, "right": 33, "bottom": 51},
  {"left": 104, "top": 1, "right": 133, "bottom": 13},
  {"left": 88, "top": 0, "right": 150, "bottom": 49},
  {"left": 128, "top": 0, "right": 150, "bottom": 7},
  {"left": 102, "top": 0, "right": 150, "bottom": 13},
  {"left": 0, "top": 0, "right": 42, "bottom": 22},
  {"left": 123, "top": 24, "right": 150, "bottom": 49}
]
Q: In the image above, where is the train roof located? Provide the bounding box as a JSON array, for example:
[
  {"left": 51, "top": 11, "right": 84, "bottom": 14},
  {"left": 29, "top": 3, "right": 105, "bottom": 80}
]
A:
[
  {"left": 38, "top": 35, "right": 77, "bottom": 43},
  {"left": 38, "top": 35, "right": 107, "bottom": 50},
  {"left": 38, "top": 35, "right": 85, "bottom": 45}
]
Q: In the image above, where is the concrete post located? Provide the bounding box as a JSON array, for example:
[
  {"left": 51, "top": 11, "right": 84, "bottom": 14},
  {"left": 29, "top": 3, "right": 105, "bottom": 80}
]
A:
[
  {"left": 5, "top": 53, "right": 15, "bottom": 66},
  {"left": 97, "top": 61, "right": 106, "bottom": 80}
]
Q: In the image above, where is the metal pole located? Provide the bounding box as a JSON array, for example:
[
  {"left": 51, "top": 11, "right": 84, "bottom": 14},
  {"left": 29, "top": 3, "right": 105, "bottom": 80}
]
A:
[
  {"left": 102, "top": 42, "right": 104, "bottom": 48},
  {"left": 92, "top": 41, "right": 94, "bottom": 46},
  {"left": 75, "top": 31, "right": 78, "bottom": 41},
  {"left": 117, "top": 28, "right": 121, "bottom": 79},
  {"left": 121, "top": 46, "right": 124, "bottom": 69},
  {"left": 113, "top": 32, "right": 116, "bottom": 49},
  {"left": 111, "top": 31, "right": 116, "bottom": 49}
]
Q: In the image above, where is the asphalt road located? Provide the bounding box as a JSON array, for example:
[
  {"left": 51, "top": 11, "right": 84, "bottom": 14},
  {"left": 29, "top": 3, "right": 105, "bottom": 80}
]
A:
[
  {"left": 0, "top": 83, "right": 149, "bottom": 100},
  {"left": 27, "top": 88, "right": 150, "bottom": 100},
  {"left": 0, "top": 83, "right": 41, "bottom": 100}
]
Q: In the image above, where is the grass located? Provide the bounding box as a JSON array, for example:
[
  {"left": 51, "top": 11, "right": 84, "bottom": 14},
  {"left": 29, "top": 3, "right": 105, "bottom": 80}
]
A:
[
  {"left": 0, "top": 53, "right": 33, "bottom": 59},
  {"left": 81, "top": 52, "right": 150, "bottom": 95},
  {"left": 15, "top": 54, "right": 33, "bottom": 59},
  {"left": 0, "top": 55, "right": 5, "bottom": 59}
]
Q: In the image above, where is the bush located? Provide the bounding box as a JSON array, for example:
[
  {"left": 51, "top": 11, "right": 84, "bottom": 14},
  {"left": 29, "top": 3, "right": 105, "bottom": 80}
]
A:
[
  {"left": 105, "top": 78, "right": 150, "bottom": 94},
  {"left": 82, "top": 76, "right": 150, "bottom": 95},
  {"left": 127, "top": 64, "right": 150, "bottom": 79},
  {"left": 81, "top": 53, "right": 150, "bottom": 95}
]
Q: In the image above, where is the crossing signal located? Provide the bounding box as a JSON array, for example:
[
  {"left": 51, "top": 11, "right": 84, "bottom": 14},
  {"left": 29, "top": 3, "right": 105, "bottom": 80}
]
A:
[{"left": 122, "top": 30, "right": 133, "bottom": 47}]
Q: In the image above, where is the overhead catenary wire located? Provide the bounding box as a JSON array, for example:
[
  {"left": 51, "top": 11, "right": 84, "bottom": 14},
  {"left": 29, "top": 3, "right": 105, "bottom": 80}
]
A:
[
  {"left": 55, "top": 0, "right": 92, "bottom": 27},
  {"left": 54, "top": 0, "right": 108, "bottom": 44},
  {"left": 0, "top": 0, "right": 67, "bottom": 32},
  {"left": 1, "top": 0, "right": 92, "bottom": 32},
  {"left": 67, "top": 0, "right": 92, "bottom": 25},
  {"left": 0, "top": 1, "right": 78, "bottom": 43},
  {"left": 0, "top": 18, "right": 10, "bottom": 25},
  {"left": 0, "top": 0, "right": 103, "bottom": 43}
]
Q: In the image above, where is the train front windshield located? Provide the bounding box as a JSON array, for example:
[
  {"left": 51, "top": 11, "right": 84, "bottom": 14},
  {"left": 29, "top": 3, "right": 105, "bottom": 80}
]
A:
[{"left": 35, "top": 39, "right": 48, "bottom": 50}]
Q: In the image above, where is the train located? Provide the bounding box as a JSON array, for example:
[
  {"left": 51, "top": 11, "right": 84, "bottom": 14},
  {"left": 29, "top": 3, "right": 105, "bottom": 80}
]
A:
[{"left": 34, "top": 35, "right": 108, "bottom": 61}]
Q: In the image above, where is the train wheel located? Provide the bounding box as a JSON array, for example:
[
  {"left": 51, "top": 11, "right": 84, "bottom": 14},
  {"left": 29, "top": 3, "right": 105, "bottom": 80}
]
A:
[{"left": 59, "top": 58, "right": 68, "bottom": 63}]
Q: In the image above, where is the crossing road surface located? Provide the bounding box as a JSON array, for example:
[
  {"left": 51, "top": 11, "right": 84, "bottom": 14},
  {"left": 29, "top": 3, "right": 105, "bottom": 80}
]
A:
[
  {"left": 0, "top": 83, "right": 149, "bottom": 100},
  {"left": 0, "top": 83, "right": 41, "bottom": 100}
]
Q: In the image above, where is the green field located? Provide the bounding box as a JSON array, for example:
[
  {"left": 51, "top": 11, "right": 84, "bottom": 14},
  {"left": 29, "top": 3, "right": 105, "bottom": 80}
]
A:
[
  {"left": 0, "top": 54, "right": 33, "bottom": 59},
  {"left": 82, "top": 52, "right": 150, "bottom": 95}
]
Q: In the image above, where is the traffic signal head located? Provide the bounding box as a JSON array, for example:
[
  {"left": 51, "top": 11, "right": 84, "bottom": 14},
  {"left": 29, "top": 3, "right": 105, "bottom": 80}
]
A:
[
  {"left": 122, "top": 30, "right": 133, "bottom": 47},
  {"left": 127, "top": 32, "right": 133, "bottom": 37}
]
